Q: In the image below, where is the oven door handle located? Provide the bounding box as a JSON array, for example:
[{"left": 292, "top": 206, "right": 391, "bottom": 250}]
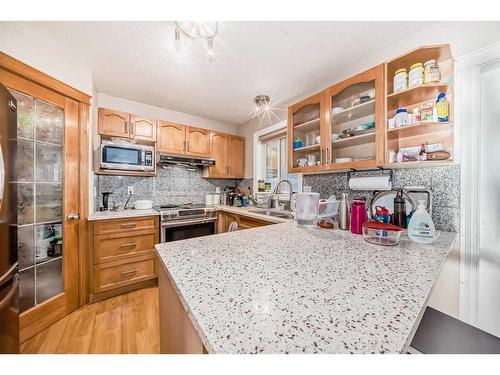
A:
[{"left": 160, "top": 217, "right": 217, "bottom": 229}]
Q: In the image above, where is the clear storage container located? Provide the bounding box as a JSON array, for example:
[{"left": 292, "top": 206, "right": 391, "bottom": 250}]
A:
[{"left": 362, "top": 221, "right": 402, "bottom": 246}]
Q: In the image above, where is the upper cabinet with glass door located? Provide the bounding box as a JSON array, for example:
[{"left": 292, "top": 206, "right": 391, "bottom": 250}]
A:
[
  {"left": 288, "top": 92, "right": 328, "bottom": 173},
  {"left": 325, "top": 64, "right": 385, "bottom": 170}
]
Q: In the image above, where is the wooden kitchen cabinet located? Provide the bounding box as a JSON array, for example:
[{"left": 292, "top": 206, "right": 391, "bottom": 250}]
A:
[
  {"left": 228, "top": 136, "right": 245, "bottom": 178},
  {"left": 186, "top": 126, "right": 210, "bottom": 157},
  {"left": 131, "top": 114, "right": 157, "bottom": 142},
  {"left": 98, "top": 108, "right": 130, "bottom": 138},
  {"left": 89, "top": 216, "right": 159, "bottom": 303},
  {"left": 205, "top": 132, "right": 245, "bottom": 179},
  {"left": 98, "top": 107, "right": 157, "bottom": 142},
  {"left": 157, "top": 121, "right": 186, "bottom": 155},
  {"left": 207, "top": 131, "right": 229, "bottom": 178},
  {"left": 325, "top": 63, "right": 385, "bottom": 170},
  {"left": 288, "top": 92, "right": 328, "bottom": 173},
  {"left": 157, "top": 122, "right": 211, "bottom": 158}
]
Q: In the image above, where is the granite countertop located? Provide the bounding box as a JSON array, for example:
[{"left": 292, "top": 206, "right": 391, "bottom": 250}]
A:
[
  {"left": 87, "top": 205, "right": 289, "bottom": 223},
  {"left": 88, "top": 208, "right": 160, "bottom": 221},
  {"left": 155, "top": 222, "right": 457, "bottom": 354}
]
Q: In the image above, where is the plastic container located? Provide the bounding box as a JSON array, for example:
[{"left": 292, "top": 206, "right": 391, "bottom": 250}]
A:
[
  {"left": 408, "top": 200, "right": 436, "bottom": 244},
  {"left": 409, "top": 63, "right": 424, "bottom": 88},
  {"left": 424, "top": 60, "right": 440, "bottom": 84},
  {"left": 393, "top": 68, "right": 407, "bottom": 93},
  {"left": 362, "top": 221, "right": 402, "bottom": 246},
  {"left": 318, "top": 196, "right": 340, "bottom": 219},
  {"left": 435, "top": 92, "right": 449, "bottom": 122},
  {"left": 395, "top": 108, "right": 409, "bottom": 127},
  {"left": 292, "top": 192, "right": 320, "bottom": 227}
]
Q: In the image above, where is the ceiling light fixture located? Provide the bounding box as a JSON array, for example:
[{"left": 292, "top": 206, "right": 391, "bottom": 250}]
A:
[
  {"left": 174, "top": 21, "right": 218, "bottom": 58},
  {"left": 254, "top": 95, "right": 271, "bottom": 114}
]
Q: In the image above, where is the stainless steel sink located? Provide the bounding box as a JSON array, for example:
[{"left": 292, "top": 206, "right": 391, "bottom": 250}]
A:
[{"left": 248, "top": 209, "right": 294, "bottom": 219}]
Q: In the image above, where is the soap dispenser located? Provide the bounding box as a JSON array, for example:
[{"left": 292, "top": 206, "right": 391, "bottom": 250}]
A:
[{"left": 407, "top": 200, "right": 436, "bottom": 244}]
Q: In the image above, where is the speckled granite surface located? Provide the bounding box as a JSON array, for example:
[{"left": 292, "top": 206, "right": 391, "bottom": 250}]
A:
[
  {"left": 155, "top": 222, "right": 456, "bottom": 354},
  {"left": 88, "top": 208, "right": 159, "bottom": 221}
]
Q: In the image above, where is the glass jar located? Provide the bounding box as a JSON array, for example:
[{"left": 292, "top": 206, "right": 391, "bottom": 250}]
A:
[
  {"left": 409, "top": 63, "right": 423, "bottom": 88},
  {"left": 424, "top": 59, "right": 440, "bottom": 84},
  {"left": 393, "top": 68, "right": 407, "bottom": 93}
]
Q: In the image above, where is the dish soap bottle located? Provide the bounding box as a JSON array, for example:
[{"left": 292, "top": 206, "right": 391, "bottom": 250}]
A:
[{"left": 408, "top": 200, "right": 436, "bottom": 244}]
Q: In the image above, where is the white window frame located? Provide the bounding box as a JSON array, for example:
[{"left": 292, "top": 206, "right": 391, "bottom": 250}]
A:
[{"left": 253, "top": 120, "right": 302, "bottom": 193}]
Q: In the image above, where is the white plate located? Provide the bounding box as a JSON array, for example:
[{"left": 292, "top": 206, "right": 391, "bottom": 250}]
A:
[
  {"left": 332, "top": 107, "right": 344, "bottom": 114},
  {"left": 334, "top": 157, "right": 353, "bottom": 163}
]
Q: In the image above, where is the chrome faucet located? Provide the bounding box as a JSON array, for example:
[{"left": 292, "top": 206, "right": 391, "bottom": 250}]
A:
[{"left": 272, "top": 179, "right": 293, "bottom": 211}]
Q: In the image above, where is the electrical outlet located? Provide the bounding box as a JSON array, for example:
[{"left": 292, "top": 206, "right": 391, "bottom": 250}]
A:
[{"left": 127, "top": 186, "right": 134, "bottom": 195}]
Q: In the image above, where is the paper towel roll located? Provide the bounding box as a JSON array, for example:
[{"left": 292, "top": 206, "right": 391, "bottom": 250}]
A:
[{"left": 348, "top": 176, "right": 392, "bottom": 191}]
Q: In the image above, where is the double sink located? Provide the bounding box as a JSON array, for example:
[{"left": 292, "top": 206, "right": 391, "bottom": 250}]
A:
[{"left": 248, "top": 209, "right": 294, "bottom": 220}]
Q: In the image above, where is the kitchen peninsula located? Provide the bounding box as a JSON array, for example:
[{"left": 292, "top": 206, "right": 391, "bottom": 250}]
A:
[{"left": 155, "top": 220, "right": 457, "bottom": 354}]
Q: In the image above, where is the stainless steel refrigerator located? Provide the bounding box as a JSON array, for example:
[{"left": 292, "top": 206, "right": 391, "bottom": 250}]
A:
[{"left": 0, "top": 83, "right": 18, "bottom": 353}]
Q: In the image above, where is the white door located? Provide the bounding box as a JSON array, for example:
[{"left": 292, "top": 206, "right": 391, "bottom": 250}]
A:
[{"left": 477, "top": 59, "right": 500, "bottom": 337}]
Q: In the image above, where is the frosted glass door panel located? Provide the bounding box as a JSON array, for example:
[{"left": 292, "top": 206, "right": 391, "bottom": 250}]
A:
[{"left": 10, "top": 89, "right": 64, "bottom": 312}]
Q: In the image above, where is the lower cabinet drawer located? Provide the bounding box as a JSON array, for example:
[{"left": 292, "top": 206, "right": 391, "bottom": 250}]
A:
[
  {"left": 93, "top": 232, "right": 156, "bottom": 264},
  {"left": 93, "top": 216, "right": 157, "bottom": 236},
  {"left": 93, "top": 255, "right": 156, "bottom": 294}
]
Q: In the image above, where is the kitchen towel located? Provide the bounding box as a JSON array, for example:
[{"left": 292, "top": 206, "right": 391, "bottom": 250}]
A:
[{"left": 349, "top": 176, "right": 392, "bottom": 191}]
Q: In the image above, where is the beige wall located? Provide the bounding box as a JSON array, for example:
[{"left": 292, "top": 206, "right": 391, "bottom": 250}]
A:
[{"left": 241, "top": 21, "right": 500, "bottom": 178}]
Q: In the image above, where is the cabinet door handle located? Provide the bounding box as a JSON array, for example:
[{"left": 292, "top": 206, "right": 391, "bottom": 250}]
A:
[
  {"left": 320, "top": 149, "right": 324, "bottom": 164},
  {"left": 186, "top": 141, "right": 189, "bottom": 151},
  {"left": 120, "top": 243, "right": 137, "bottom": 249},
  {"left": 120, "top": 223, "right": 137, "bottom": 229},
  {"left": 121, "top": 269, "right": 137, "bottom": 277},
  {"left": 131, "top": 122, "right": 135, "bottom": 135},
  {"left": 124, "top": 121, "right": 128, "bottom": 134}
]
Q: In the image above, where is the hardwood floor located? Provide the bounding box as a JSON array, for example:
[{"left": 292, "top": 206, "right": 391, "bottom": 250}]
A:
[{"left": 20, "top": 287, "right": 159, "bottom": 354}]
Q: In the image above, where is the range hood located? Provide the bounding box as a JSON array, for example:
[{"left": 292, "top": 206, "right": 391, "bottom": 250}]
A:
[{"left": 157, "top": 154, "right": 215, "bottom": 168}]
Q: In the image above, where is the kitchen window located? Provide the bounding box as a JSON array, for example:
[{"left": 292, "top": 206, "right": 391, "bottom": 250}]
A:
[{"left": 254, "top": 121, "right": 302, "bottom": 193}]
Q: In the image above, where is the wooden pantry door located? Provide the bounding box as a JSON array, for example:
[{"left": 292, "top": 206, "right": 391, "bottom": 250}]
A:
[{"left": 0, "top": 57, "right": 89, "bottom": 343}]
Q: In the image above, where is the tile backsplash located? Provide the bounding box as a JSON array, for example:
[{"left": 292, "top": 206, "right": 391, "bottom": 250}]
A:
[
  {"left": 303, "top": 165, "right": 460, "bottom": 232},
  {"left": 95, "top": 166, "right": 240, "bottom": 211}
]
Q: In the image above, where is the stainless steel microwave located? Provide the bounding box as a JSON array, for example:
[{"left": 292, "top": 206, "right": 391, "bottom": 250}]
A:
[{"left": 100, "top": 140, "right": 155, "bottom": 172}]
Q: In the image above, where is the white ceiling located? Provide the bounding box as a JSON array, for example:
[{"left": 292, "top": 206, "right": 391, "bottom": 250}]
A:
[{"left": 14, "top": 21, "right": 437, "bottom": 125}]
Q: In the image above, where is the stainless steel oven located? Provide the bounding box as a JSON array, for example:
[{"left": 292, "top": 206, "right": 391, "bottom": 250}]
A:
[
  {"left": 156, "top": 205, "right": 218, "bottom": 243},
  {"left": 100, "top": 140, "right": 154, "bottom": 172}
]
